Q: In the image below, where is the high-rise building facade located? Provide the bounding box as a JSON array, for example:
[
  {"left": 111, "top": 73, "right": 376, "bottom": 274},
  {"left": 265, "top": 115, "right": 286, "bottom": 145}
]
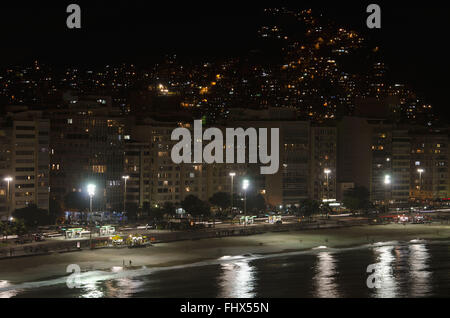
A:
[
  {"left": 49, "top": 107, "right": 125, "bottom": 211},
  {"left": 123, "top": 140, "right": 151, "bottom": 209},
  {"left": 0, "top": 111, "right": 50, "bottom": 218},
  {"left": 0, "top": 120, "right": 12, "bottom": 220},
  {"left": 410, "top": 130, "right": 449, "bottom": 201},
  {"left": 338, "top": 116, "right": 450, "bottom": 205},
  {"left": 310, "top": 125, "right": 337, "bottom": 201},
  {"left": 369, "top": 121, "right": 393, "bottom": 204},
  {"left": 391, "top": 130, "right": 411, "bottom": 204}
]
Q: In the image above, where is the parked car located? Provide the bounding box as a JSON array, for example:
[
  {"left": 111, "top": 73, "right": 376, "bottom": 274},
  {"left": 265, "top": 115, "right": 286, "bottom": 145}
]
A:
[{"left": 33, "top": 234, "right": 46, "bottom": 242}]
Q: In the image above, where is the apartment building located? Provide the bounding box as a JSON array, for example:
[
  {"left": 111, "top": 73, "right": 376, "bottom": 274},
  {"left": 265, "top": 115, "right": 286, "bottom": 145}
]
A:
[
  {"left": 310, "top": 125, "right": 337, "bottom": 201},
  {"left": 410, "top": 130, "right": 449, "bottom": 200},
  {"left": 49, "top": 109, "right": 125, "bottom": 211},
  {"left": 0, "top": 111, "right": 50, "bottom": 217}
]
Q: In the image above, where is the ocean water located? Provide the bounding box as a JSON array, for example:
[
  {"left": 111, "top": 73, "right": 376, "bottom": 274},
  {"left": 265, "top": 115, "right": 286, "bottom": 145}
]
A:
[{"left": 1, "top": 240, "right": 449, "bottom": 298}]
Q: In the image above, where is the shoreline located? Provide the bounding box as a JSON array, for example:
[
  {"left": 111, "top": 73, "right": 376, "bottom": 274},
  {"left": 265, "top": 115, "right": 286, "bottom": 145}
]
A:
[
  {"left": 1, "top": 223, "right": 449, "bottom": 285},
  {"left": 0, "top": 220, "right": 368, "bottom": 260}
]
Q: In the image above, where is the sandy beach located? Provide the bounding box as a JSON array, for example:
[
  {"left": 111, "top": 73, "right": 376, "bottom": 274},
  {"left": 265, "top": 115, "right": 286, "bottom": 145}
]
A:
[{"left": 1, "top": 223, "right": 449, "bottom": 284}]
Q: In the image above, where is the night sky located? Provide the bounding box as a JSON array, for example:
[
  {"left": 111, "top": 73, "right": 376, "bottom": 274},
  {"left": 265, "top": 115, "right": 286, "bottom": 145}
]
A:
[{"left": 0, "top": 1, "right": 447, "bottom": 114}]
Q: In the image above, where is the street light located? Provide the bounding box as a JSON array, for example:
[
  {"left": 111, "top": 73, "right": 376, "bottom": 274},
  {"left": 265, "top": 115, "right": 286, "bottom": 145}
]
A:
[
  {"left": 229, "top": 172, "right": 236, "bottom": 213},
  {"left": 122, "top": 175, "right": 129, "bottom": 213},
  {"left": 87, "top": 184, "right": 96, "bottom": 213},
  {"left": 242, "top": 179, "right": 249, "bottom": 227},
  {"left": 87, "top": 184, "right": 96, "bottom": 248},
  {"left": 384, "top": 175, "right": 391, "bottom": 213},
  {"left": 3, "top": 177, "right": 12, "bottom": 220},
  {"left": 324, "top": 169, "right": 331, "bottom": 200},
  {"left": 417, "top": 169, "right": 424, "bottom": 194}
]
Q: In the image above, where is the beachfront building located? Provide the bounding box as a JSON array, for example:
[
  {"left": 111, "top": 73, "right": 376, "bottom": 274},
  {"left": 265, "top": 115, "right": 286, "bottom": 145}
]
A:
[
  {"left": 0, "top": 119, "right": 13, "bottom": 220},
  {"left": 338, "top": 116, "right": 450, "bottom": 205},
  {"left": 0, "top": 111, "right": 50, "bottom": 217},
  {"left": 123, "top": 140, "right": 151, "bottom": 210},
  {"left": 131, "top": 119, "right": 248, "bottom": 207},
  {"left": 409, "top": 129, "right": 449, "bottom": 201},
  {"left": 127, "top": 115, "right": 312, "bottom": 208},
  {"left": 390, "top": 129, "right": 411, "bottom": 205},
  {"left": 369, "top": 120, "right": 393, "bottom": 204},
  {"left": 310, "top": 124, "right": 337, "bottom": 202},
  {"left": 49, "top": 100, "right": 126, "bottom": 212}
]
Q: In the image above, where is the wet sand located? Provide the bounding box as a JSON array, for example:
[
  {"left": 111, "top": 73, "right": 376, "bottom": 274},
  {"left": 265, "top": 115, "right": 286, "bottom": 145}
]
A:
[{"left": 1, "top": 223, "right": 449, "bottom": 283}]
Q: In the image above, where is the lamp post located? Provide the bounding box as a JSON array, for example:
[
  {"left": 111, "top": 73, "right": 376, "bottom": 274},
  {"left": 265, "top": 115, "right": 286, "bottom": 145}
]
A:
[
  {"left": 417, "top": 169, "right": 424, "bottom": 200},
  {"left": 87, "top": 184, "right": 96, "bottom": 248},
  {"left": 4, "top": 177, "right": 12, "bottom": 220},
  {"left": 229, "top": 172, "right": 236, "bottom": 213},
  {"left": 384, "top": 174, "right": 391, "bottom": 214},
  {"left": 122, "top": 175, "right": 129, "bottom": 213},
  {"left": 87, "top": 184, "right": 96, "bottom": 214},
  {"left": 324, "top": 169, "right": 331, "bottom": 200},
  {"left": 242, "top": 179, "right": 249, "bottom": 227}
]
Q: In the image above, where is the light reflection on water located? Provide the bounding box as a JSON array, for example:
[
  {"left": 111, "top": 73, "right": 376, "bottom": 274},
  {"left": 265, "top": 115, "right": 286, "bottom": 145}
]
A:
[
  {"left": 373, "top": 245, "right": 398, "bottom": 298},
  {"left": 0, "top": 280, "right": 20, "bottom": 298},
  {"left": 80, "top": 281, "right": 104, "bottom": 298},
  {"left": 408, "top": 244, "right": 431, "bottom": 297},
  {"left": 104, "top": 277, "right": 146, "bottom": 298},
  {"left": 218, "top": 259, "right": 256, "bottom": 298},
  {"left": 77, "top": 267, "right": 146, "bottom": 298},
  {"left": 313, "top": 252, "right": 340, "bottom": 298},
  {"left": 0, "top": 241, "right": 445, "bottom": 298}
]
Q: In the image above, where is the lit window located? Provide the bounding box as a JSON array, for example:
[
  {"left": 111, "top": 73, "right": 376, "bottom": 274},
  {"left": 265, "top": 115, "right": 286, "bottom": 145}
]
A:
[{"left": 92, "top": 165, "right": 106, "bottom": 173}]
